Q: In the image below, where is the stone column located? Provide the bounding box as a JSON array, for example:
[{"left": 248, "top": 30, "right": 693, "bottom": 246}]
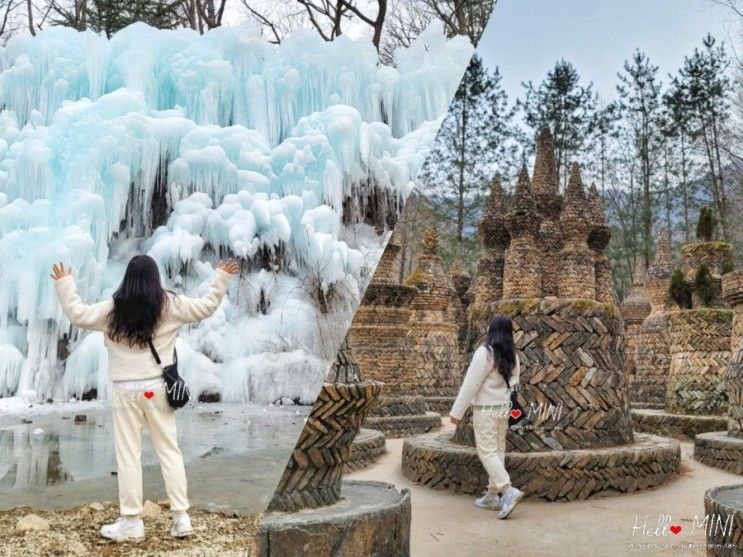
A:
[
  {"left": 558, "top": 163, "right": 595, "bottom": 300},
  {"left": 681, "top": 241, "right": 733, "bottom": 308},
  {"left": 503, "top": 165, "right": 542, "bottom": 299},
  {"left": 723, "top": 272, "right": 743, "bottom": 437},
  {"left": 587, "top": 184, "right": 614, "bottom": 304},
  {"left": 621, "top": 260, "right": 651, "bottom": 378},
  {"left": 532, "top": 127, "right": 562, "bottom": 298},
  {"left": 470, "top": 177, "right": 510, "bottom": 305}
]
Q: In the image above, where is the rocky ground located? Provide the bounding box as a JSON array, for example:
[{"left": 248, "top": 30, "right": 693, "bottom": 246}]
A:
[{"left": 0, "top": 500, "right": 258, "bottom": 557}]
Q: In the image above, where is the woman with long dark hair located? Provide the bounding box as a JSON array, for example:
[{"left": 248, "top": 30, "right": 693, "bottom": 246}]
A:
[
  {"left": 52, "top": 255, "right": 238, "bottom": 542},
  {"left": 450, "top": 314, "right": 524, "bottom": 519}
]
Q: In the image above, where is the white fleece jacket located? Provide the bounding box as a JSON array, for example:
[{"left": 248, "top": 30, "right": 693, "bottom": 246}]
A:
[
  {"left": 54, "top": 269, "right": 233, "bottom": 381},
  {"left": 449, "top": 345, "right": 521, "bottom": 420}
]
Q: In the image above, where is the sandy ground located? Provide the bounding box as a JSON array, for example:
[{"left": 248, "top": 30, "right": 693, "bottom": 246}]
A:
[
  {"left": 347, "top": 423, "right": 743, "bottom": 557},
  {"left": 0, "top": 501, "right": 258, "bottom": 556}
]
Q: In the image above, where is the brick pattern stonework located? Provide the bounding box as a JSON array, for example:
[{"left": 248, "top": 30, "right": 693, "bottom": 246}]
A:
[
  {"left": 632, "top": 408, "right": 727, "bottom": 441},
  {"left": 695, "top": 432, "right": 743, "bottom": 474},
  {"left": 404, "top": 228, "right": 462, "bottom": 399},
  {"left": 665, "top": 309, "right": 732, "bottom": 416},
  {"left": 345, "top": 429, "right": 386, "bottom": 473},
  {"left": 704, "top": 484, "right": 743, "bottom": 557},
  {"left": 631, "top": 233, "right": 674, "bottom": 406},
  {"left": 682, "top": 241, "right": 733, "bottom": 308},
  {"left": 403, "top": 432, "right": 680, "bottom": 500},
  {"left": 621, "top": 262, "right": 651, "bottom": 378},
  {"left": 458, "top": 299, "right": 634, "bottom": 451},
  {"left": 268, "top": 381, "right": 382, "bottom": 512}
]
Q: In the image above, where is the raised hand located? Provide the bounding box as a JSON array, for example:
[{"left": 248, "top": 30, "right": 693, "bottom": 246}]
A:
[
  {"left": 50, "top": 262, "right": 72, "bottom": 281},
  {"left": 217, "top": 261, "right": 239, "bottom": 275}
]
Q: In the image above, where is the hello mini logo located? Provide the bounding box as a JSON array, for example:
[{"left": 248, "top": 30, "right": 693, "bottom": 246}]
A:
[{"left": 632, "top": 513, "right": 734, "bottom": 538}]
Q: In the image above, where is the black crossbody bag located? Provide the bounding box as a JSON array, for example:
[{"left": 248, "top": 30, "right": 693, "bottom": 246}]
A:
[
  {"left": 505, "top": 376, "right": 525, "bottom": 427},
  {"left": 147, "top": 340, "right": 190, "bottom": 409}
]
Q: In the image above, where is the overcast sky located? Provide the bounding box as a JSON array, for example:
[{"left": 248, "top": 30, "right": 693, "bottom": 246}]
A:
[{"left": 477, "top": 0, "right": 735, "bottom": 104}]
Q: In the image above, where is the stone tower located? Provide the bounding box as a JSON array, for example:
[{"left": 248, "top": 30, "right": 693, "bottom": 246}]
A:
[
  {"left": 621, "top": 259, "right": 651, "bottom": 378},
  {"left": 502, "top": 165, "right": 542, "bottom": 299},
  {"left": 532, "top": 127, "right": 562, "bottom": 297},
  {"left": 470, "top": 176, "right": 510, "bottom": 305},
  {"left": 632, "top": 231, "right": 674, "bottom": 406},
  {"left": 588, "top": 184, "right": 614, "bottom": 304},
  {"left": 404, "top": 228, "right": 462, "bottom": 413},
  {"left": 558, "top": 163, "right": 595, "bottom": 300}
]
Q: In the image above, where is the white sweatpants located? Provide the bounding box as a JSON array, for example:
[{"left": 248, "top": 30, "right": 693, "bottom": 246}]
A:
[
  {"left": 472, "top": 405, "right": 511, "bottom": 492},
  {"left": 111, "top": 385, "right": 189, "bottom": 516}
]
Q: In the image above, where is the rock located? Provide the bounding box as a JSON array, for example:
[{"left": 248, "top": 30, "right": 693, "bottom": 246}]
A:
[
  {"left": 157, "top": 499, "right": 170, "bottom": 508},
  {"left": 89, "top": 502, "right": 104, "bottom": 511},
  {"left": 142, "top": 500, "right": 162, "bottom": 517},
  {"left": 74, "top": 415, "right": 86, "bottom": 424},
  {"left": 16, "top": 514, "right": 50, "bottom": 531}
]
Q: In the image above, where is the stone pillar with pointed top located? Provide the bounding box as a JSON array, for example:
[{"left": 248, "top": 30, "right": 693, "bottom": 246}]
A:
[
  {"left": 632, "top": 231, "right": 675, "bottom": 406},
  {"left": 532, "top": 127, "right": 563, "bottom": 297},
  {"left": 502, "top": 165, "right": 542, "bottom": 299},
  {"left": 621, "top": 259, "right": 651, "bottom": 378},
  {"left": 587, "top": 184, "right": 614, "bottom": 304},
  {"left": 469, "top": 177, "right": 510, "bottom": 306},
  {"left": 558, "top": 163, "right": 595, "bottom": 300},
  {"left": 404, "top": 228, "right": 462, "bottom": 412}
]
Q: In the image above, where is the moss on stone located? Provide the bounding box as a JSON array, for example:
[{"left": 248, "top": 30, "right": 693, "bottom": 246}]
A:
[
  {"left": 666, "top": 308, "right": 733, "bottom": 325},
  {"left": 681, "top": 241, "right": 733, "bottom": 256}
]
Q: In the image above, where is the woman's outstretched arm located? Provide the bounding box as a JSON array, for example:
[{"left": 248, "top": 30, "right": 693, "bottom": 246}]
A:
[
  {"left": 52, "top": 263, "right": 113, "bottom": 332},
  {"left": 168, "top": 261, "right": 238, "bottom": 324}
]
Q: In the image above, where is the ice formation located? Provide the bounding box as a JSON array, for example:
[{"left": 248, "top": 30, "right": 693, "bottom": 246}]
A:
[{"left": 0, "top": 22, "right": 472, "bottom": 404}]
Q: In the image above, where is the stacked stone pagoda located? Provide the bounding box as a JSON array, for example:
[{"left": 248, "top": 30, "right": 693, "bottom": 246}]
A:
[
  {"left": 402, "top": 127, "right": 680, "bottom": 501},
  {"left": 621, "top": 259, "right": 651, "bottom": 379},
  {"left": 633, "top": 224, "right": 734, "bottom": 440},
  {"left": 349, "top": 235, "right": 441, "bottom": 436},
  {"left": 631, "top": 232, "right": 674, "bottom": 407},
  {"left": 695, "top": 271, "right": 743, "bottom": 473},
  {"left": 403, "top": 228, "right": 462, "bottom": 413}
]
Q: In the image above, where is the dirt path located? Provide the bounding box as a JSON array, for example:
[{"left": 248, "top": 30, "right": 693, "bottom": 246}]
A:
[{"left": 347, "top": 424, "right": 742, "bottom": 557}]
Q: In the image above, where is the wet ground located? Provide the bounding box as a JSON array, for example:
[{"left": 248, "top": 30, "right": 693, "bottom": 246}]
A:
[{"left": 0, "top": 402, "right": 308, "bottom": 515}]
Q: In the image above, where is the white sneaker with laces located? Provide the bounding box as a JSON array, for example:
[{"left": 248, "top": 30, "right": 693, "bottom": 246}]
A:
[
  {"left": 100, "top": 516, "right": 145, "bottom": 542},
  {"left": 474, "top": 491, "right": 501, "bottom": 510},
  {"left": 497, "top": 486, "right": 525, "bottom": 519},
  {"left": 171, "top": 512, "right": 193, "bottom": 538}
]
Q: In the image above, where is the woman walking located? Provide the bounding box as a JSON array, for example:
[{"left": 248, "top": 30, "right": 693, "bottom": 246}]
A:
[
  {"left": 449, "top": 314, "right": 525, "bottom": 519},
  {"left": 52, "top": 255, "right": 238, "bottom": 542}
]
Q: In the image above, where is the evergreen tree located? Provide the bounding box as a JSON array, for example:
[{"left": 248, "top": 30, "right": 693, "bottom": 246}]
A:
[
  {"left": 677, "top": 34, "right": 732, "bottom": 240},
  {"left": 615, "top": 50, "right": 663, "bottom": 269},
  {"left": 52, "top": 0, "right": 184, "bottom": 37},
  {"left": 418, "top": 53, "right": 517, "bottom": 244},
  {"left": 518, "top": 59, "right": 597, "bottom": 185}
]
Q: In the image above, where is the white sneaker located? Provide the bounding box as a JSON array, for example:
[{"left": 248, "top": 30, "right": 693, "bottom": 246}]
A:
[
  {"left": 100, "top": 516, "right": 145, "bottom": 542},
  {"left": 170, "top": 512, "right": 193, "bottom": 538},
  {"left": 497, "top": 486, "right": 525, "bottom": 519},
  {"left": 475, "top": 491, "right": 501, "bottom": 510}
]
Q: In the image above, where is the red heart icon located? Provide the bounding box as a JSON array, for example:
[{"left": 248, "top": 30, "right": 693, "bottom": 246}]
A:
[
  {"left": 143, "top": 391, "right": 155, "bottom": 400},
  {"left": 669, "top": 524, "right": 682, "bottom": 535},
  {"left": 510, "top": 408, "right": 522, "bottom": 419}
]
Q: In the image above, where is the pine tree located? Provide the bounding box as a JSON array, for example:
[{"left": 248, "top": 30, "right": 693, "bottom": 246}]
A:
[
  {"left": 52, "top": 0, "right": 185, "bottom": 37},
  {"left": 615, "top": 50, "right": 663, "bottom": 269},
  {"left": 677, "top": 34, "right": 732, "bottom": 240},
  {"left": 418, "top": 53, "right": 517, "bottom": 245},
  {"left": 696, "top": 206, "right": 718, "bottom": 242},
  {"left": 518, "top": 59, "right": 597, "bottom": 185}
]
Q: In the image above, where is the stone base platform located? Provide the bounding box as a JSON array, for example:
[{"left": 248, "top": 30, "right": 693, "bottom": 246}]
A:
[
  {"left": 704, "top": 484, "right": 743, "bottom": 556},
  {"left": 423, "top": 396, "right": 456, "bottom": 414},
  {"left": 364, "top": 395, "right": 442, "bottom": 438},
  {"left": 255, "top": 480, "right": 411, "bottom": 557},
  {"left": 632, "top": 408, "right": 727, "bottom": 441},
  {"left": 695, "top": 432, "right": 743, "bottom": 475},
  {"left": 364, "top": 412, "right": 441, "bottom": 438},
  {"left": 402, "top": 432, "right": 680, "bottom": 501},
  {"left": 345, "top": 429, "right": 386, "bottom": 472}
]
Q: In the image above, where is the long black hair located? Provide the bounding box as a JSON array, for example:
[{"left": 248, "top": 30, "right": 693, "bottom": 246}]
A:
[
  {"left": 482, "top": 314, "right": 517, "bottom": 385},
  {"left": 108, "top": 255, "right": 168, "bottom": 348}
]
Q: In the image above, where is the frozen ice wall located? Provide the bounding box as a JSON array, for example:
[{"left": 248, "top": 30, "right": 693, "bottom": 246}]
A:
[{"left": 0, "top": 22, "right": 472, "bottom": 404}]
